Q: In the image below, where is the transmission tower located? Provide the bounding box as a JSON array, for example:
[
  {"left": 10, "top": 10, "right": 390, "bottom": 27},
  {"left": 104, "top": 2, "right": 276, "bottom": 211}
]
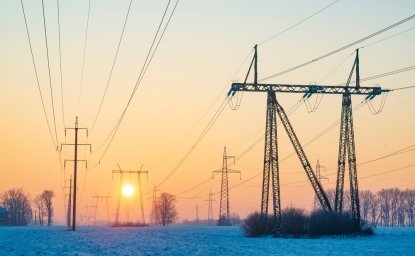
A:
[
  {"left": 112, "top": 164, "right": 148, "bottom": 225},
  {"left": 228, "top": 45, "right": 389, "bottom": 230},
  {"left": 212, "top": 147, "right": 241, "bottom": 226},
  {"left": 92, "top": 195, "right": 111, "bottom": 225},
  {"left": 205, "top": 191, "right": 216, "bottom": 225},
  {"left": 195, "top": 204, "right": 199, "bottom": 226},
  {"left": 314, "top": 160, "right": 328, "bottom": 209},
  {"left": 334, "top": 49, "right": 361, "bottom": 226},
  {"left": 150, "top": 185, "right": 160, "bottom": 225},
  {"left": 83, "top": 205, "right": 96, "bottom": 226},
  {"left": 61, "top": 117, "right": 91, "bottom": 231}
]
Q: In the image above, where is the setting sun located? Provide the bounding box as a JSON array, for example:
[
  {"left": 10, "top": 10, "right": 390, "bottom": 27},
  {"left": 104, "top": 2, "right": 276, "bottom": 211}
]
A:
[{"left": 122, "top": 185, "right": 135, "bottom": 197}]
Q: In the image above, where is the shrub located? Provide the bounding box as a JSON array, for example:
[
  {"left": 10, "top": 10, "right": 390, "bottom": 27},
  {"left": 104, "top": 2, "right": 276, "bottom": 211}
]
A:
[
  {"left": 243, "top": 209, "right": 373, "bottom": 237},
  {"left": 241, "top": 212, "right": 275, "bottom": 237},
  {"left": 281, "top": 207, "right": 306, "bottom": 235},
  {"left": 308, "top": 210, "right": 359, "bottom": 235}
]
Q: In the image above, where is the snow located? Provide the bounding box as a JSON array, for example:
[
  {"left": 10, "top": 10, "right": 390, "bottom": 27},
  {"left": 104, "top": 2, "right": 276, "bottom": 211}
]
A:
[{"left": 0, "top": 226, "right": 414, "bottom": 255}]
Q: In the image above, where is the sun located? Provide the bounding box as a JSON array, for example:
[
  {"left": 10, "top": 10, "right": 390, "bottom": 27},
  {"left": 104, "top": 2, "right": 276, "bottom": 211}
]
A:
[{"left": 122, "top": 184, "right": 135, "bottom": 197}]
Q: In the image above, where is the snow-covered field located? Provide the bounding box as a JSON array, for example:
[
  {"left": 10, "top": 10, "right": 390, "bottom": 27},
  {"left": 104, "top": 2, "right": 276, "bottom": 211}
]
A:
[{"left": 0, "top": 225, "right": 414, "bottom": 255}]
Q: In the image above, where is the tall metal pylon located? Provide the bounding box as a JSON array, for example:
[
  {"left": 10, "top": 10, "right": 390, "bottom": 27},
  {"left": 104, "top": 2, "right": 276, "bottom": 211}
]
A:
[
  {"left": 195, "top": 204, "right": 199, "bottom": 225},
  {"left": 205, "top": 191, "right": 216, "bottom": 225},
  {"left": 228, "top": 46, "right": 389, "bottom": 231},
  {"left": 92, "top": 195, "right": 111, "bottom": 225},
  {"left": 61, "top": 117, "right": 91, "bottom": 231},
  {"left": 212, "top": 147, "right": 241, "bottom": 226},
  {"left": 314, "top": 160, "right": 328, "bottom": 209},
  {"left": 112, "top": 164, "right": 148, "bottom": 225},
  {"left": 262, "top": 90, "right": 281, "bottom": 228},
  {"left": 150, "top": 185, "right": 160, "bottom": 225},
  {"left": 335, "top": 49, "right": 361, "bottom": 226}
]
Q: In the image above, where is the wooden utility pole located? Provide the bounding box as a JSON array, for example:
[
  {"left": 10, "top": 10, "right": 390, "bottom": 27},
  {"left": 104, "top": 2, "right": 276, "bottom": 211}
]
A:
[
  {"left": 61, "top": 117, "right": 91, "bottom": 231},
  {"left": 64, "top": 175, "right": 72, "bottom": 228}
]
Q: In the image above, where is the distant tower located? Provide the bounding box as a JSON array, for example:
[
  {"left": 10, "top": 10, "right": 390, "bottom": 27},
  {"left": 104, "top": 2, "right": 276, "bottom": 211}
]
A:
[
  {"left": 205, "top": 191, "right": 216, "bottom": 225},
  {"left": 150, "top": 185, "right": 159, "bottom": 225},
  {"left": 196, "top": 204, "right": 199, "bottom": 226},
  {"left": 314, "top": 159, "right": 328, "bottom": 209},
  {"left": 212, "top": 147, "right": 241, "bottom": 226}
]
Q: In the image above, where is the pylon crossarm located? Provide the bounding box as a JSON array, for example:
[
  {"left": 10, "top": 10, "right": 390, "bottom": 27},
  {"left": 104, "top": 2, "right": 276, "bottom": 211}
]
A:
[{"left": 229, "top": 83, "right": 388, "bottom": 97}]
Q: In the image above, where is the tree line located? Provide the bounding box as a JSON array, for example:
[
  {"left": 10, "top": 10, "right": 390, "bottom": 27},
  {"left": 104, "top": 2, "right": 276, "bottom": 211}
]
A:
[
  {"left": 0, "top": 188, "right": 54, "bottom": 226},
  {"left": 319, "top": 188, "right": 415, "bottom": 227}
]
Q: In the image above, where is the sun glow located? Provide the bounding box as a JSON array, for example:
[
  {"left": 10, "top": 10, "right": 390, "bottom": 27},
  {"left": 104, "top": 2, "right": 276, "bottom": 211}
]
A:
[{"left": 122, "top": 184, "right": 135, "bottom": 197}]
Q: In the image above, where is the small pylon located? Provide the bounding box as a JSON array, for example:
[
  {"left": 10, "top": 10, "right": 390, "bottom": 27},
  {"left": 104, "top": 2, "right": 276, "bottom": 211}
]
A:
[{"left": 212, "top": 147, "right": 241, "bottom": 226}]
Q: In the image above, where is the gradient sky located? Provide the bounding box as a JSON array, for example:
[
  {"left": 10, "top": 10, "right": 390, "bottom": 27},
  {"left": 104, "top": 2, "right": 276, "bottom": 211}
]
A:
[{"left": 1, "top": 0, "right": 414, "bottom": 224}]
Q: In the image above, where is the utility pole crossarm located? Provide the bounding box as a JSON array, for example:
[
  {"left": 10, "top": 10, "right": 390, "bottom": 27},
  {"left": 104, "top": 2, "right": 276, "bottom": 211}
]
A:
[
  {"left": 213, "top": 169, "right": 241, "bottom": 179},
  {"left": 61, "top": 116, "right": 90, "bottom": 231},
  {"left": 228, "top": 83, "right": 389, "bottom": 99}
]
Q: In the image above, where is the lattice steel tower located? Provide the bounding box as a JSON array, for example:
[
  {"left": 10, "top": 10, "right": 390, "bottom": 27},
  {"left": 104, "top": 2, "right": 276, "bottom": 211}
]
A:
[
  {"left": 334, "top": 49, "right": 361, "bottom": 226},
  {"left": 212, "top": 147, "right": 241, "bottom": 226},
  {"left": 228, "top": 46, "right": 389, "bottom": 230}
]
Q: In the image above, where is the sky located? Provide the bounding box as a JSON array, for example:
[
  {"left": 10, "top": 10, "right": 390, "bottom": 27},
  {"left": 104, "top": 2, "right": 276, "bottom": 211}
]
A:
[{"left": 0, "top": 0, "right": 414, "bottom": 224}]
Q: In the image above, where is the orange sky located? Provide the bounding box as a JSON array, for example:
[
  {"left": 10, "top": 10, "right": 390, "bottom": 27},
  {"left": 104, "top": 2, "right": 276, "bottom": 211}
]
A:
[{"left": 1, "top": 0, "right": 414, "bottom": 224}]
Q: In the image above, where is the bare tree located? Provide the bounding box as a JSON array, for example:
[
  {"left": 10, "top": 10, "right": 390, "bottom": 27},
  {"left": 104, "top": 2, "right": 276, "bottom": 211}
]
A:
[
  {"left": 0, "top": 188, "right": 32, "bottom": 226},
  {"left": 151, "top": 200, "right": 160, "bottom": 225},
  {"left": 360, "top": 190, "right": 374, "bottom": 224},
  {"left": 319, "top": 188, "right": 335, "bottom": 211},
  {"left": 157, "top": 192, "right": 177, "bottom": 226},
  {"left": 378, "top": 189, "right": 393, "bottom": 226},
  {"left": 40, "top": 190, "right": 54, "bottom": 226},
  {"left": 230, "top": 213, "right": 242, "bottom": 226},
  {"left": 390, "top": 188, "right": 401, "bottom": 226},
  {"left": 403, "top": 190, "right": 415, "bottom": 227},
  {"left": 367, "top": 192, "right": 379, "bottom": 226},
  {"left": 33, "top": 195, "right": 45, "bottom": 226}
]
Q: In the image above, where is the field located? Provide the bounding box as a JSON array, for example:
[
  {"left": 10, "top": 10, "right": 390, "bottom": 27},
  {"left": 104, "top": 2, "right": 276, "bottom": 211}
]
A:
[{"left": 0, "top": 226, "right": 414, "bottom": 255}]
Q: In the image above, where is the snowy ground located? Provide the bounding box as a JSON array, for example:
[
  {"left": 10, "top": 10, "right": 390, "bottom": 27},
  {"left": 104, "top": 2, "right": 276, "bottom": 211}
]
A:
[{"left": 0, "top": 225, "right": 414, "bottom": 256}]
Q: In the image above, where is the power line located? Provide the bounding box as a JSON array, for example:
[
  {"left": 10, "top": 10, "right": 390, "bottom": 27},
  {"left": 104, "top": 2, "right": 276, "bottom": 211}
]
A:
[
  {"left": 361, "top": 26, "right": 415, "bottom": 49},
  {"left": 57, "top": 0, "right": 65, "bottom": 128},
  {"left": 260, "top": 14, "right": 415, "bottom": 82},
  {"left": 358, "top": 144, "right": 415, "bottom": 166},
  {"left": 136, "top": 0, "right": 180, "bottom": 87},
  {"left": 157, "top": 95, "right": 230, "bottom": 187},
  {"left": 20, "top": 0, "right": 56, "bottom": 148},
  {"left": 41, "top": 0, "right": 59, "bottom": 148},
  {"left": 189, "top": 0, "right": 343, "bottom": 137},
  {"left": 181, "top": 100, "right": 368, "bottom": 199},
  {"left": 89, "top": 0, "right": 133, "bottom": 134},
  {"left": 320, "top": 27, "right": 415, "bottom": 84},
  {"left": 333, "top": 66, "right": 415, "bottom": 86},
  {"left": 155, "top": 50, "right": 254, "bottom": 169},
  {"left": 393, "top": 85, "right": 415, "bottom": 91},
  {"left": 145, "top": 1, "right": 344, "bottom": 189},
  {"left": 280, "top": 144, "right": 415, "bottom": 187},
  {"left": 77, "top": 0, "right": 92, "bottom": 116},
  {"left": 153, "top": 51, "right": 256, "bottom": 194},
  {"left": 89, "top": 0, "right": 179, "bottom": 170},
  {"left": 259, "top": 0, "right": 341, "bottom": 45},
  {"left": 175, "top": 78, "right": 414, "bottom": 200},
  {"left": 171, "top": 99, "right": 305, "bottom": 197},
  {"left": 358, "top": 163, "right": 415, "bottom": 180},
  {"left": 90, "top": 0, "right": 174, "bottom": 155}
]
